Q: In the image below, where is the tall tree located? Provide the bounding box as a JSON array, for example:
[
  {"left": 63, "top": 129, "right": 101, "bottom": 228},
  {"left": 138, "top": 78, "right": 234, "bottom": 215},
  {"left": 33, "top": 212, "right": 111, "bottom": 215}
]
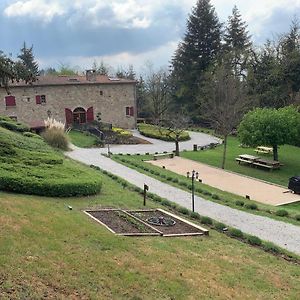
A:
[
  {"left": 170, "top": 0, "right": 222, "bottom": 116},
  {"left": 200, "top": 58, "right": 249, "bottom": 169},
  {"left": 18, "top": 42, "right": 39, "bottom": 76},
  {"left": 224, "top": 5, "right": 252, "bottom": 77}
]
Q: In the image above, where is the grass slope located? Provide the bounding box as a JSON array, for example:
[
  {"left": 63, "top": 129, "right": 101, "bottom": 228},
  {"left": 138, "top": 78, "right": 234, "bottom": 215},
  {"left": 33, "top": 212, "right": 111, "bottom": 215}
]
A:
[
  {"left": 0, "top": 126, "right": 101, "bottom": 197},
  {"left": 0, "top": 172, "right": 300, "bottom": 299},
  {"left": 68, "top": 130, "right": 99, "bottom": 148}
]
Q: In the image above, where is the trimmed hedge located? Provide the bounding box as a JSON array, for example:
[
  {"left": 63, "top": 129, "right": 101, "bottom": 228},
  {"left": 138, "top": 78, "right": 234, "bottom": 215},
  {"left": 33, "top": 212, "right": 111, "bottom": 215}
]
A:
[{"left": 138, "top": 124, "right": 190, "bottom": 142}]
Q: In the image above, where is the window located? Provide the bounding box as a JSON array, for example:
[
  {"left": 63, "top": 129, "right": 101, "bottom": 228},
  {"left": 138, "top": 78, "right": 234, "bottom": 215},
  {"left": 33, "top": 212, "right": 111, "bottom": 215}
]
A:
[
  {"left": 125, "top": 106, "right": 134, "bottom": 117},
  {"left": 41, "top": 95, "right": 46, "bottom": 104},
  {"left": 5, "top": 95, "right": 16, "bottom": 107},
  {"left": 100, "top": 90, "right": 103, "bottom": 96},
  {"left": 36, "top": 95, "right": 46, "bottom": 104}
]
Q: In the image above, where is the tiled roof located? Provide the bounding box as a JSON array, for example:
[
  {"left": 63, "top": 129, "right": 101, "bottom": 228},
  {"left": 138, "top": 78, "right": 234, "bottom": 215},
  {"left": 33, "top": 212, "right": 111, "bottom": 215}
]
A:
[{"left": 9, "top": 75, "right": 136, "bottom": 87}]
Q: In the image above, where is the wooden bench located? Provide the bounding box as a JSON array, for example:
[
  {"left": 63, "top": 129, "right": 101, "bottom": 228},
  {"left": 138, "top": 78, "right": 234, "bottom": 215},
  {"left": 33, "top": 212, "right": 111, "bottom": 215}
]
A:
[
  {"left": 235, "top": 158, "right": 253, "bottom": 164},
  {"left": 153, "top": 153, "right": 174, "bottom": 160},
  {"left": 252, "top": 162, "right": 280, "bottom": 171}
]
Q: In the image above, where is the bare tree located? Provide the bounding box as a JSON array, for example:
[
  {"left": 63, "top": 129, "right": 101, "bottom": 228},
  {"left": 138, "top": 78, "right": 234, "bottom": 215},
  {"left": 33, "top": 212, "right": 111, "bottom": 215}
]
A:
[
  {"left": 144, "top": 64, "right": 171, "bottom": 123},
  {"left": 159, "top": 111, "right": 190, "bottom": 156},
  {"left": 200, "top": 61, "right": 249, "bottom": 169}
]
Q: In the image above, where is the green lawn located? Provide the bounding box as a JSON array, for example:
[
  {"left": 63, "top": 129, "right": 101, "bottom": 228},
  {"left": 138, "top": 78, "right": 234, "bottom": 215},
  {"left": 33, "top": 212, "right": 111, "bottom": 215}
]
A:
[
  {"left": 182, "top": 136, "right": 300, "bottom": 187},
  {"left": 68, "top": 130, "right": 99, "bottom": 148},
  {"left": 1, "top": 172, "right": 300, "bottom": 299}
]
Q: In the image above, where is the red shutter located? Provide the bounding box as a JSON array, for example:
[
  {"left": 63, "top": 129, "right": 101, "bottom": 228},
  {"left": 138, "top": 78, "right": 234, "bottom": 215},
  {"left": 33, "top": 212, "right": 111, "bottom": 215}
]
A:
[
  {"left": 36, "top": 95, "right": 41, "bottom": 104},
  {"left": 87, "top": 107, "right": 94, "bottom": 122},
  {"left": 130, "top": 106, "right": 134, "bottom": 116},
  {"left": 65, "top": 108, "right": 73, "bottom": 125},
  {"left": 5, "top": 96, "right": 16, "bottom": 107}
]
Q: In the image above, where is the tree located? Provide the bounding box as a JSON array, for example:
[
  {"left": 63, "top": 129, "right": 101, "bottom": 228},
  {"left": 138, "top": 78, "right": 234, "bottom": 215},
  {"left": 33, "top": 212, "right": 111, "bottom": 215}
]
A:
[
  {"left": 115, "top": 65, "right": 136, "bottom": 80},
  {"left": 18, "top": 42, "right": 39, "bottom": 76},
  {"left": 92, "top": 60, "right": 111, "bottom": 76},
  {"left": 200, "top": 59, "right": 249, "bottom": 169},
  {"left": 0, "top": 50, "right": 36, "bottom": 93},
  {"left": 144, "top": 66, "right": 170, "bottom": 123},
  {"left": 224, "top": 5, "right": 252, "bottom": 77},
  {"left": 170, "top": 0, "right": 222, "bottom": 115},
  {"left": 159, "top": 111, "right": 190, "bottom": 156},
  {"left": 238, "top": 106, "right": 300, "bottom": 161}
]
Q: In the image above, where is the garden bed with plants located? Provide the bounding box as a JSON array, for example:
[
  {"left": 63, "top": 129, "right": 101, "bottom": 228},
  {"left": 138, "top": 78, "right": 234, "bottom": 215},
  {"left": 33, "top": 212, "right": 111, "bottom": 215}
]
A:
[{"left": 138, "top": 123, "right": 190, "bottom": 141}]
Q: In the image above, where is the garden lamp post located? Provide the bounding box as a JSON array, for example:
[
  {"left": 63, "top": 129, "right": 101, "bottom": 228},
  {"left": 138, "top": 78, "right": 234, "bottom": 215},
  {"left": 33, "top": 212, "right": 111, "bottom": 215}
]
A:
[{"left": 187, "top": 170, "right": 199, "bottom": 212}]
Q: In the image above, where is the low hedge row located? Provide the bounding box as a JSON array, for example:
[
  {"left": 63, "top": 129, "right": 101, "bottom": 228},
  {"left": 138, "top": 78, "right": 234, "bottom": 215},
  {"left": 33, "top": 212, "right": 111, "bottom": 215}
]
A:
[
  {"left": 0, "top": 116, "right": 29, "bottom": 132},
  {"left": 138, "top": 124, "right": 190, "bottom": 142},
  {"left": 115, "top": 156, "right": 300, "bottom": 223},
  {"left": 0, "top": 171, "right": 102, "bottom": 197},
  {"left": 92, "top": 165, "right": 299, "bottom": 263}
]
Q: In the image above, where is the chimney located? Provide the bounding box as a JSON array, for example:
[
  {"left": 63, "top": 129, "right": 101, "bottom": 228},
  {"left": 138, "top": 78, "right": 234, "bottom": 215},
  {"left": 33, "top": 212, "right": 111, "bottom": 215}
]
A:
[{"left": 86, "top": 69, "right": 97, "bottom": 82}]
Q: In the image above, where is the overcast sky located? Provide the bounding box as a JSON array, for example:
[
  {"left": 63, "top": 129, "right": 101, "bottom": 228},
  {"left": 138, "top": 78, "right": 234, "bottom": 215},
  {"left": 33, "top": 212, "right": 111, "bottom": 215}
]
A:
[{"left": 1, "top": 0, "right": 300, "bottom": 73}]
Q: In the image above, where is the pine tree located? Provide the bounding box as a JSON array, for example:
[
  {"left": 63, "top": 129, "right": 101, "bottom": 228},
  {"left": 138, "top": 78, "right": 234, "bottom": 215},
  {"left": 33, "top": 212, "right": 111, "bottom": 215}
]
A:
[
  {"left": 18, "top": 42, "right": 39, "bottom": 76},
  {"left": 171, "top": 0, "right": 222, "bottom": 115},
  {"left": 224, "top": 6, "right": 251, "bottom": 77}
]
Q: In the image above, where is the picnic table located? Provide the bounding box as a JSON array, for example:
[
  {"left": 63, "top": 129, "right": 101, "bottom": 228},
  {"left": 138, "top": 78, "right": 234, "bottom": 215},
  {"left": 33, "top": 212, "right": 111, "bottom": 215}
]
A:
[
  {"left": 255, "top": 146, "right": 273, "bottom": 154},
  {"left": 235, "top": 154, "right": 280, "bottom": 171}
]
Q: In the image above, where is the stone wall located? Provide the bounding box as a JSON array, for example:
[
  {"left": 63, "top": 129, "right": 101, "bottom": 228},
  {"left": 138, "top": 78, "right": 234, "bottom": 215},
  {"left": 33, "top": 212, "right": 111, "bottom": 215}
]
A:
[{"left": 0, "top": 82, "right": 136, "bottom": 129}]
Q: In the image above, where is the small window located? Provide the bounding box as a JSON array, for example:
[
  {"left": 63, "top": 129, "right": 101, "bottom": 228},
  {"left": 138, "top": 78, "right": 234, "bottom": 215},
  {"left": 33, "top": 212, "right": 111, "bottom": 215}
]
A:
[
  {"left": 100, "top": 90, "right": 103, "bottom": 96},
  {"left": 125, "top": 106, "right": 134, "bottom": 117},
  {"left": 5, "top": 95, "right": 16, "bottom": 107},
  {"left": 41, "top": 95, "right": 46, "bottom": 104}
]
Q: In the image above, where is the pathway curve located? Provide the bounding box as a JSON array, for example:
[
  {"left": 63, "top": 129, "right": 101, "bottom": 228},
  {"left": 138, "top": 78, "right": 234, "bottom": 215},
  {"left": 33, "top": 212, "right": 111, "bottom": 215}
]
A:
[
  {"left": 67, "top": 148, "right": 300, "bottom": 256},
  {"left": 95, "top": 130, "right": 221, "bottom": 154}
]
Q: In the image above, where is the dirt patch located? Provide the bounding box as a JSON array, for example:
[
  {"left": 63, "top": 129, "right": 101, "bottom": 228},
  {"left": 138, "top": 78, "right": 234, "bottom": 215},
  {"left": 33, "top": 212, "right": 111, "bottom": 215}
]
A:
[{"left": 85, "top": 209, "right": 208, "bottom": 237}]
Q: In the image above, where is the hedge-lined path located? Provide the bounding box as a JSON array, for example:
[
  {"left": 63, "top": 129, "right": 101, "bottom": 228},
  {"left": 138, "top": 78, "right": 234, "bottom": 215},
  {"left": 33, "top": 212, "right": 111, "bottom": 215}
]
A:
[
  {"left": 67, "top": 148, "right": 300, "bottom": 256},
  {"left": 97, "top": 130, "right": 221, "bottom": 154}
]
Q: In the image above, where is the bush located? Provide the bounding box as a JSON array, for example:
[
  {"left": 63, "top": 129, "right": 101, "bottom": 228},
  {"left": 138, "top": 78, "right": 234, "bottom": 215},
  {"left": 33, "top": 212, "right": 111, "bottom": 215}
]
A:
[
  {"left": 228, "top": 228, "right": 243, "bottom": 238},
  {"left": 172, "top": 178, "right": 179, "bottom": 183},
  {"left": 202, "top": 190, "right": 212, "bottom": 196},
  {"left": 275, "top": 209, "right": 289, "bottom": 217},
  {"left": 263, "top": 242, "right": 280, "bottom": 254},
  {"left": 23, "top": 132, "right": 42, "bottom": 139},
  {"left": 190, "top": 212, "right": 201, "bottom": 219},
  {"left": 295, "top": 214, "right": 300, "bottom": 221},
  {"left": 166, "top": 176, "right": 173, "bottom": 181},
  {"left": 42, "top": 128, "right": 69, "bottom": 150},
  {"left": 212, "top": 194, "right": 220, "bottom": 200},
  {"left": 177, "top": 207, "right": 189, "bottom": 215},
  {"left": 247, "top": 235, "right": 262, "bottom": 246},
  {"left": 245, "top": 203, "right": 258, "bottom": 210},
  {"left": 215, "top": 222, "right": 226, "bottom": 231},
  {"left": 235, "top": 200, "right": 244, "bottom": 207},
  {"left": 161, "top": 199, "right": 172, "bottom": 207},
  {"left": 0, "top": 116, "right": 29, "bottom": 132},
  {"left": 200, "top": 216, "right": 213, "bottom": 225},
  {"left": 0, "top": 140, "right": 16, "bottom": 156}
]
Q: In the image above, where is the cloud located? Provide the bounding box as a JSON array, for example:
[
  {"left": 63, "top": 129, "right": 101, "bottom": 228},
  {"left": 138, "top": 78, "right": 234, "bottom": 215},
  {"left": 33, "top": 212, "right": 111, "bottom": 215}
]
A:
[{"left": 4, "top": 0, "right": 64, "bottom": 22}]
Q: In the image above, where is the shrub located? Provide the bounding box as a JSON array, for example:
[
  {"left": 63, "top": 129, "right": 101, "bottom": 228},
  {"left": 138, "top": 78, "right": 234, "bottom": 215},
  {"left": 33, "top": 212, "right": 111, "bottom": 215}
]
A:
[
  {"left": 275, "top": 209, "right": 289, "bottom": 217},
  {"left": 235, "top": 200, "right": 244, "bottom": 207},
  {"left": 200, "top": 216, "right": 213, "bottom": 225},
  {"left": 263, "top": 242, "right": 280, "bottom": 254},
  {"left": 161, "top": 199, "right": 172, "bottom": 207},
  {"left": 295, "top": 214, "right": 300, "bottom": 221},
  {"left": 0, "top": 116, "right": 29, "bottom": 132},
  {"left": 166, "top": 176, "right": 173, "bottom": 181},
  {"left": 196, "top": 188, "right": 203, "bottom": 193},
  {"left": 23, "top": 132, "right": 41, "bottom": 139},
  {"left": 179, "top": 181, "right": 188, "bottom": 187},
  {"left": 215, "top": 222, "right": 226, "bottom": 231},
  {"left": 160, "top": 174, "right": 166, "bottom": 179},
  {"left": 202, "top": 190, "right": 212, "bottom": 196},
  {"left": 245, "top": 203, "right": 258, "bottom": 210},
  {"left": 172, "top": 178, "right": 179, "bottom": 183},
  {"left": 228, "top": 228, "right": 243, "bottom": 238},
  {"left": 0, "top": 140, "right": 16, "bottom": 156},
  {"left": 190, "top": 212, "right": 201, "bottom": 219},
  {"left": 247, "top": 235, "right": 262, "bottom": 246},
  {"left": 212, "top": 194, "right": 220, "bottom": 200},
  {"left": 177, "top": 207, "right": 189, "bottom": 215},
  {"left": 153, "top": 195, "right": 162, "bottom": 202},
  {"left": 42, "top": 128, "right": 69, "bottom": 150}
]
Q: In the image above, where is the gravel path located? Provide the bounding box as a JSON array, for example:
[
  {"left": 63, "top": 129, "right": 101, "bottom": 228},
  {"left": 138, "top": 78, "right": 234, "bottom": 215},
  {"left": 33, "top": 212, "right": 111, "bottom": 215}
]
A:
[
  {"left": 95, "top": 130, "right": 221, "bottom": 154},
  {"left": 67, "top": 148, "right": 300, "bottom": 256}
]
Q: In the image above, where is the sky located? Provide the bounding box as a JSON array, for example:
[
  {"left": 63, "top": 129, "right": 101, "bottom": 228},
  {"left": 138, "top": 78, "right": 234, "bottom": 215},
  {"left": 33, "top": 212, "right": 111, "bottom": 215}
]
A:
[{"left": 1, "top": 0, "right": 300, "bottom": 73}]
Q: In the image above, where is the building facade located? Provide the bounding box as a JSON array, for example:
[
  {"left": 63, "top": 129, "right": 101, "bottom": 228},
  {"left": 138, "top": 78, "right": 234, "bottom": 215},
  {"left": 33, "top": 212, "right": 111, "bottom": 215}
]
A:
[{"left": 0, "top": 71, "right": 137, "bottom": 129}]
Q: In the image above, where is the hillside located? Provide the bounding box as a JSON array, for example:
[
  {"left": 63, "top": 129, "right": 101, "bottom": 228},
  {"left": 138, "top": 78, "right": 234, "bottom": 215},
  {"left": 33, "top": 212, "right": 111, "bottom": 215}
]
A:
[{"left": 0, "top": 118, "right": 101, "bottom": 197}]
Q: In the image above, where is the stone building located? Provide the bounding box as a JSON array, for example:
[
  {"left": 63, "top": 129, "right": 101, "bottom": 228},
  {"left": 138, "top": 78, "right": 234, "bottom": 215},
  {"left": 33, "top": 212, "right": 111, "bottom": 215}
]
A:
[{"left": 0, "top": 70, "right": 137, "bottom": 129}]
